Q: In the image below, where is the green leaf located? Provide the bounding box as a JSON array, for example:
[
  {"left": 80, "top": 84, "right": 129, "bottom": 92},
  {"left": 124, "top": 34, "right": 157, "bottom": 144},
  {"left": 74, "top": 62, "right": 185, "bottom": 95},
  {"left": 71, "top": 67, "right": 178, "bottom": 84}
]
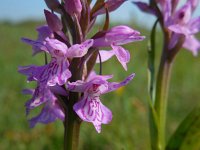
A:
[
  {"left": 148, "top": 19, "right": 159, "bottom": 150},
  {"left": 166, "top": 105, "right": 200, "bottom": 150},
  {"left": 148, "top": 98, "right": 160, "bottom": 150},
  {"left": 147, "top": 19, "right": 158, "bottom": 101}
]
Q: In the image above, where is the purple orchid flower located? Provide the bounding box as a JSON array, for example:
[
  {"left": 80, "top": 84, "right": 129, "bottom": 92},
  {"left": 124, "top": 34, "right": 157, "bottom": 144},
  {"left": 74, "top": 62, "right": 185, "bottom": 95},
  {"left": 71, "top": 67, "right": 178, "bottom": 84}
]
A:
[
  {"left": 19, "top": 38, "right": 94, "bottom": 86},
  {"left": 23, "top": 85, "right": 67, "bottom": 115},
  {"left": 29, "top": 98, "right": 65, "bottom": 128},
  {"left": 93, "top": 25, "right": 145, "bottom": 70},
  {"left": 134, "top": 0, "right": 200, "bottom": 55},
  {"left": 19, "top": 38, "right": 93, "bottom": 125},
  {"left": 23, "top": 87, "right": 65, "bottom": 128},
  {"left": 166, "top": 1, "right": 200, "bottom": 55},
  {"left": 67, "top": 73, "right": 135, "bottom": 133}
]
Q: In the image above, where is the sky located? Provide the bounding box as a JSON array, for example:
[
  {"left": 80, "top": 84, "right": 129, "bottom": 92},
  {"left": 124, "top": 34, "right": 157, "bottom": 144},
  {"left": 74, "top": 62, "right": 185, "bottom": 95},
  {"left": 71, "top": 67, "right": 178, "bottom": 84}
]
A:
[{"left": 0, "top": 0, "right": 199, "bottom": 28}]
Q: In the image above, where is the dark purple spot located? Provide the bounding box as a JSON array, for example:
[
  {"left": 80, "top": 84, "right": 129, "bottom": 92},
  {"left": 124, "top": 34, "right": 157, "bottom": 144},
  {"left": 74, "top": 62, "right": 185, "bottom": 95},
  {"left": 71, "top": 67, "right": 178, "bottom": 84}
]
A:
[{"left": 179, "top": 12, "right": 185, "bottom": 19}]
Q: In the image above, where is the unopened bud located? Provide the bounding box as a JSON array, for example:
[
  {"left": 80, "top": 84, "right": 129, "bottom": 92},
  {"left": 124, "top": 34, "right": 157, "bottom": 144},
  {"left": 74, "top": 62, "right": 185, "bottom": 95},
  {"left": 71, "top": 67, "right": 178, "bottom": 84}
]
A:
[
  {"left": 44, "top": 0, "right": 60, "bottom": 11},
  {"left": 64, "top": 0, "right": 82, "bottom": 15}
]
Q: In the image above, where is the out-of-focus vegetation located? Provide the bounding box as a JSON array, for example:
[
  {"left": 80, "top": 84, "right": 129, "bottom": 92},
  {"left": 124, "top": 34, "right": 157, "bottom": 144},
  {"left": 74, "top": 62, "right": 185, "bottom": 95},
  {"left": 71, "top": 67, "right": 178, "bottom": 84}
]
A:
[{"left": 0, "top": 21, "right": 200, "bottom": 150}]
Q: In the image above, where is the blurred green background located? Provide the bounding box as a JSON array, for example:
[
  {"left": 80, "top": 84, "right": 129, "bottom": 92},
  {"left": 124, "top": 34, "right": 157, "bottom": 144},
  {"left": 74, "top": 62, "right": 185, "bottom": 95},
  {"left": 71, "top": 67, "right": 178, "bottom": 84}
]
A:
[{"left": 0, "top": 21, "right": 200, "bottom": 150}]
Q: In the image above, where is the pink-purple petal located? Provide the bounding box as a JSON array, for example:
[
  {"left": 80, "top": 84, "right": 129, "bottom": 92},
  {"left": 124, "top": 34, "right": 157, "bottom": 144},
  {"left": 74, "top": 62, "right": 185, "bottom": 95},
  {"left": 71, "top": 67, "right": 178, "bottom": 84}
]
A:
[
  {"left": 188, "top": 17, "right": 200, "bottom": 34},
  {"left": 73, "top": 95, "right": 111, "bottom": 133},
  {"left": 133, "top": 2, "right": 157, "bottom": 16},
  {"left": 111, "top": 45, "right": 130, "bottom": 71},
  {"left": 183, "top": 35, "right": 200, "bottom": 56},
  {"left": 103, "top": 73, "right": 135, "bottom": 94},
  {"left": 45, "top": 38, "right": 68, "bottom": 57},
  {"left": 18, "top": 65, "right": 46, "bottom": 82},
  {"left": 93, "top": 0, "right": 126, "bottom": 16},
  {"left": 29, "top": 99, "right": 64, "bottom": 128},
  {"left": 96, "top": 50, "right": 115, "bottom": 63},
  {"left": 43, "top": 59, "right": 71, "bottom": 86},
  {"left": 44, "top": 9, "right": 63, "bottom": 32},
  {"left": 67, "top": 39, "right": 94, "bottom": 58}
]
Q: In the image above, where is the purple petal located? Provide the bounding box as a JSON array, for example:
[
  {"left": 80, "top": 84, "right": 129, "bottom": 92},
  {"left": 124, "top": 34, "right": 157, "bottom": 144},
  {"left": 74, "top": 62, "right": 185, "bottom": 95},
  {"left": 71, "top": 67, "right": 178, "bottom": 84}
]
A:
[
  {"left": 93, "top": 25, "right": 145, "bottom": 47},
  {"left": 49, "top": 85, "right": 69, "bottom": 96},
  {"left": 37, "top": 25, "right": 53, "bottom": 41},
  {"left": 21, "top": 25, "right": 53, "bottom": 55},
  {"left": 73, "top": 96, "right": 112, "bottom": 133},
  {"left": 67, "top": 39, "right": 93, "bottom": 58},
  {"left": 100, "top": 103, "right": 112, "bottom": 124},
  {"left": 93, "top": 0, "right": 126, "bottom": 16},
  {"left": 45, "top": 38, "right": 68, "bottom": 57},
  {"left": 21, "top": 38, "right": 47, "bottom": 55},
  {"left": 22, "top": 89, "right": 35, "bottom": 95},
  {"left": 67, "top": 80, "right": 87, "bottom": 92},
  {"left": 168, "top": 24, "right": 190, "bottom": 35},
  {"left": 25, "top": 86, "right": 52, "bottom": 115},
  {"left": 96, "top": 50, "right": 115, "bottom": 63},
  {"left": 111, "top": 45, "right": 130, "bottom": 71},
  {"left": 188, "top": 0, "right": 199, "bottom": 11},
  {"left": 44, "top": 9, "right": 63, "bottom": 32},
  {"left": 86, "top": 71, "right": 97, "bottom": 81},
  {"left": 29, "top": 99, "right": 64, "bottom": 128},
  {"left": 44, "top": 0, "right": 60, "bottom": 11},
  {"left": 67, "top": 74, "right": 113, "bottom": 93},
  {"left": 168, "top": 33, "right": 181, "bottom": 49},
  {"left": 183, "top": 35, "right": 200, "bottom": 56},
  {"left": 103, "top": 73, "right": 135, "bottom": 94},
  {"left": 18, "top": 65, "right": 46, "bottom": 82},
  {"left": 134, "top": 2, "right": 157, "bottom": 16},
  {"left": 163, "top": 0, "right": 172, "bottom": 23},
  {"left": 172, "top": 2, "right": 192, "bottom": 24},
  {"left": 89, "top": 74, "right": 113, "bottom": 83},
  {"left": 43, "top": 59, "right": 71, "bottom": 86},
  {"left": 64, "top": 0, "right": 82, "bottom": 16},
  {"left": 188, "top": 17, "right": 200, "bottom": 34}
]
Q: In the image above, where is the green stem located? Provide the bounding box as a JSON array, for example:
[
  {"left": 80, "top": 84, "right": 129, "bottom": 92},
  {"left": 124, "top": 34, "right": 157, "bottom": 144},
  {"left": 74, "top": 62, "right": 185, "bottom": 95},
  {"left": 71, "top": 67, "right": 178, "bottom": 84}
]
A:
[
  {"left": 64, "top": 92, "right": 81, "bottom": 150},
  {"left": 154, "top": 51, "right": 173, "bottom": 150}
]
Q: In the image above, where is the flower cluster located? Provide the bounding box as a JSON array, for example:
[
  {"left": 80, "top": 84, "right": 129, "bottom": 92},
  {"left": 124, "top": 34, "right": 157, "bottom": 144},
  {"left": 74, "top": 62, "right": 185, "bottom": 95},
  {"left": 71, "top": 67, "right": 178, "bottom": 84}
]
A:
[
  {"left": 134, "top": 0, "right": 200, "bottom": 55},
  {"left": 19, "top": 0, "right": 144, "bottom": 133}
]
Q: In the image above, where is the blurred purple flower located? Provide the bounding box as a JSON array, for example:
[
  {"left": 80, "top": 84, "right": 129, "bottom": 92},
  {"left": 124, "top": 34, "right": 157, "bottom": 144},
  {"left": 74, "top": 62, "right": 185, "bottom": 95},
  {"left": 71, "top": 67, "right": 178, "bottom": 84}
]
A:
[
  {"left": 167, "top": 1, "right": 200, "bottom": 55},
  {"left": 134, "top": 0, "right": 200, "bottom": 55}
]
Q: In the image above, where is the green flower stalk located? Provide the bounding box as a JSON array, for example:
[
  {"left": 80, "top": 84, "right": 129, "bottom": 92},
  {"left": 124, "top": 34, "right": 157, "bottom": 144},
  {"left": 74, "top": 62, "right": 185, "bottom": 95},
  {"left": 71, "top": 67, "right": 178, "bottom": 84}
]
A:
[{"left": 134, "top": 0, "right": 200, "bottom": 149}]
